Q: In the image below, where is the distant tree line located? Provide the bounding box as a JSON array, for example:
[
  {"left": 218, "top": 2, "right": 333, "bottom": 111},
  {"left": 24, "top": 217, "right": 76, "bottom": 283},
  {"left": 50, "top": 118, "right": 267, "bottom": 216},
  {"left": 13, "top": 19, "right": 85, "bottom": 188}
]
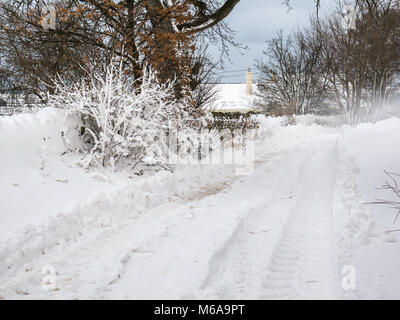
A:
[{"left": 256, "top": 0, "right": 400, "bottom": 124}]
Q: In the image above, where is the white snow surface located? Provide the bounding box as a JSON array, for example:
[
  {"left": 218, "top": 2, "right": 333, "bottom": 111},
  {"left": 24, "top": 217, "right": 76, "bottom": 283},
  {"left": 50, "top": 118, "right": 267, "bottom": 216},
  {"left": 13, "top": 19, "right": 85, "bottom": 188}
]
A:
[
  {"left": 210, "top": 83, "right": 259, "bottom": 112},
  {"left": 0, "top": 108, "right": 400, "bottom": 299}
]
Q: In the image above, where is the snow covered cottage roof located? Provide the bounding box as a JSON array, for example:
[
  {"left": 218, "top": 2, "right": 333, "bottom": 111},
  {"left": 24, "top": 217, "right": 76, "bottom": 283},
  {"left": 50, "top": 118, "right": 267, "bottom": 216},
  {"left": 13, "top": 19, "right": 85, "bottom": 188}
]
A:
[{"left": 209, "top": 83, "right": 260, "bottom": 114}]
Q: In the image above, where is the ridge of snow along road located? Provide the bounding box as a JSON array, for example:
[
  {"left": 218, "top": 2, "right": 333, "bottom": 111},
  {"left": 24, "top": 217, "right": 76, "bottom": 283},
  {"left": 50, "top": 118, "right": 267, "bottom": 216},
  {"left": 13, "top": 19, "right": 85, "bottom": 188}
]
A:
[
  {"left": 0, "top": 157, "right": 237, "bottom": 278},
  {"left": 0, "top": 108, "right": 238, "bottom": 289},
  {"left": 0, "top": 108, "right": 399, "bottom": 299}
]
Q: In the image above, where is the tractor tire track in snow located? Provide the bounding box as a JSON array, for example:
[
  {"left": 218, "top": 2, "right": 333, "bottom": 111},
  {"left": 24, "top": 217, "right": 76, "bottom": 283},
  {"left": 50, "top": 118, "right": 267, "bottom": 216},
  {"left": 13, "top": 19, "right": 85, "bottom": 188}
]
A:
[
  {"left": 0, "top": 130, "right": 370, "bottom": 299},
  {"left": 261, "top": 139, "right": 340, "bottom": 299},
  {"left": 198, "top": 136, "right": 341, "bottom": 299}
]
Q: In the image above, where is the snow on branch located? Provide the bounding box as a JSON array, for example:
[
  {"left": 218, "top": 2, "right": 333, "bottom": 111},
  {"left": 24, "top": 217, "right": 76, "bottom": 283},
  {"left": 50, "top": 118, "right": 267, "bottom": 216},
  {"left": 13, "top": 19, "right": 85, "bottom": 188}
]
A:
[{"left": 46, "top": 61, "right": 205, "bottom": 169}]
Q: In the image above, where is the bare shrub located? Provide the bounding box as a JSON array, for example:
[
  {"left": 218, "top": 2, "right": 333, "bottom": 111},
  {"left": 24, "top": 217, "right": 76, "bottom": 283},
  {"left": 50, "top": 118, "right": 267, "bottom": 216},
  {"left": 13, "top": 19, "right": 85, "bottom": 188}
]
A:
[{"left": 372, "top": 171, "right": 400, "bottom": 223}]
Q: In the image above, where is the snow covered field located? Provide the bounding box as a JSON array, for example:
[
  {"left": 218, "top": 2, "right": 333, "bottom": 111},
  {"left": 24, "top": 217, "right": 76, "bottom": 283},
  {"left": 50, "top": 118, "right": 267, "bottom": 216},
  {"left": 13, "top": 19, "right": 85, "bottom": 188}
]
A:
[{"left": 1, "top": 108, "right": 400, "bottom": 300}]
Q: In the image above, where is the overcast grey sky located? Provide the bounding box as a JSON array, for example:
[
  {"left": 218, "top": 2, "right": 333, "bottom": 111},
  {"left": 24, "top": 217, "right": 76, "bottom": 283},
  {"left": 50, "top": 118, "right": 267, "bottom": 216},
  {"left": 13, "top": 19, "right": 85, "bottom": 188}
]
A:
[{"left": 210, "top": 0, "right": 337, "bottom": 82}]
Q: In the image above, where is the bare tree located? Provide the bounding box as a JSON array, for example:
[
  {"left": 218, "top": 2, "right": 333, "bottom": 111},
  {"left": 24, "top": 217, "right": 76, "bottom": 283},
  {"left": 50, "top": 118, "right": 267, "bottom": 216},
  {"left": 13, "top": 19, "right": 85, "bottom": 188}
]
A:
[
  {"left": 255, "top": 0, "right": 400, "bottom": 122},
  {"left": 324, "top": 0, "right": 400, "bottom": 124},
  {"left": 0, "top": 0, "right": 325, "bottom": 99},
  {"left": 255, "top": 27, "right": 329, "bottom": 116},
  {"left": 190, "top": 43, "right": 221, "bottom": 109},
  {"left": 371, "top": 171, "right": 400, "bottom": 224},
  {"left": 0, "top": 0, "right": 241, "bottom": 95}
]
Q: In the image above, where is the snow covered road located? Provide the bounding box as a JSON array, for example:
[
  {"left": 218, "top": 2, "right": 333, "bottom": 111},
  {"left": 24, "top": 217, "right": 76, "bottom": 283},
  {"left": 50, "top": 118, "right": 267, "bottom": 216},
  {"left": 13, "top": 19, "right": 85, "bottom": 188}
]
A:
[
  {"left": 199, "top": 135, "right": 341, "bottom": 299},
  {"left": 0, "top": 112, "right": 398, "bottom": 300}
]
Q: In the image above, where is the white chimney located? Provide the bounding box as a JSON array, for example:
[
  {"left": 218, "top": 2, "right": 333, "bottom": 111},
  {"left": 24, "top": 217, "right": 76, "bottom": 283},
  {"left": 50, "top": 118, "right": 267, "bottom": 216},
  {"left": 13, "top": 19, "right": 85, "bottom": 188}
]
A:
[{"left": 246, "top": 68, "right": 253, "bottom": 95}]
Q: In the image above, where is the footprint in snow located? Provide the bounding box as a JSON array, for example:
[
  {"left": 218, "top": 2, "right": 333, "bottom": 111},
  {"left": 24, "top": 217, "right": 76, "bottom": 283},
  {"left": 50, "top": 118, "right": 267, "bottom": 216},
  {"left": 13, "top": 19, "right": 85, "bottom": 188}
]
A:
[
  {"left": 380, "top": 231, "right": 397, "bottom": 243},
  {"left": 11, "top": 181, "right": 20, "bottom": 187},
  {"left": 56, "top": 179, "right": 69, "bottom": 183}
]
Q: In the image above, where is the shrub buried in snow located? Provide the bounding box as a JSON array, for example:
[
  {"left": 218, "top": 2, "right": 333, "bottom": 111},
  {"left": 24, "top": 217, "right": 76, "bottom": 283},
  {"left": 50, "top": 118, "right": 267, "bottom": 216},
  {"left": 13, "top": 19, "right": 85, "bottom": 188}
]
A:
[{"left": 46, "top": 62, "right": 212, "bottom": 168}]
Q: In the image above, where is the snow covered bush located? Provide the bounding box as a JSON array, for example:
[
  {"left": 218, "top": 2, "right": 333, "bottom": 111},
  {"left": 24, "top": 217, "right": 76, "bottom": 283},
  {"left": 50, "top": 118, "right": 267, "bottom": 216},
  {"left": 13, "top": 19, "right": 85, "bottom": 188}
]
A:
[
  {"left": 281, "top": 115, "right": 297, "bottom": 127},
  {"left": 46, "top": 62, "right": 210, "bottom": 168}
]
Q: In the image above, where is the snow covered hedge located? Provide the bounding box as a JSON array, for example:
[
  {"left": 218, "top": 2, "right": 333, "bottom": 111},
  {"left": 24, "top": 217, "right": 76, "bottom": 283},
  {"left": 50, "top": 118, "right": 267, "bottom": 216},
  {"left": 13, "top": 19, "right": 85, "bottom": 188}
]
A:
[{"left": 47, "top": 62, "right": 210, "bottom": 168}]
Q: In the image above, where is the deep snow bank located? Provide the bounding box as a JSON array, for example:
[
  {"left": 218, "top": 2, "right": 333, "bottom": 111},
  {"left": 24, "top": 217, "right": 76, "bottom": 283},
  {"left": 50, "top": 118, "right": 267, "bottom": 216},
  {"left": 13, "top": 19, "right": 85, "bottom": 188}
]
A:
[
  {"left": 0, "top": 108, "right": 111, "bottom": 241},
  {"left": 340, "top": 117, "right": 400, "bottom": 299},
  {"left": 0, "top": 109, "right": 238, "bottom": 275},
  {"left": 0, "top": 108, "right": 72, "bottom": 173},
  {"left": 2, "top": 108, "right": 400, "bottom": 299},
  {"left": 0, "top": 163, "right": 236, "bottom": 276},
  {"left": 0, "top": 109, "right": 239, "bottom": 273},
  {"left": 340, "top": 117, "right": 400, "bottom": 227}
]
